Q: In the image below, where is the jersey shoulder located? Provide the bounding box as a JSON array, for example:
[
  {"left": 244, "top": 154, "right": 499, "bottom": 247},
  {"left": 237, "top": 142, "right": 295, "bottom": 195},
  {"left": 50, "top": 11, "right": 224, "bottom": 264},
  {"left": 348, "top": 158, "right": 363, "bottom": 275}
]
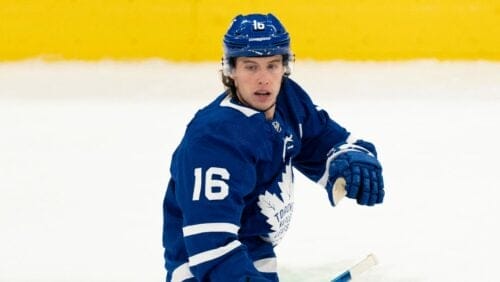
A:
[
  {"left": 275, "top": 78, "right": 318, "bottom": 125},
  {"left": 279, "top": 78, "right": 316, "bottom": 109},
  {"left": 182, "top": 93, "right": 272, "bottom": 154}
]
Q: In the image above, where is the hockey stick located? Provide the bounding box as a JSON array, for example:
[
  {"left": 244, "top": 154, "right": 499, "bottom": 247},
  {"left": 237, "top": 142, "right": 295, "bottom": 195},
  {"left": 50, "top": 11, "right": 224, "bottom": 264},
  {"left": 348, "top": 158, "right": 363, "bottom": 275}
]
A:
[
  {"left": 330, "top": 253, "right": 378, "bottom": 282},
  {"left": 332, "top": 177, "right": 347, "bottom": 206}
]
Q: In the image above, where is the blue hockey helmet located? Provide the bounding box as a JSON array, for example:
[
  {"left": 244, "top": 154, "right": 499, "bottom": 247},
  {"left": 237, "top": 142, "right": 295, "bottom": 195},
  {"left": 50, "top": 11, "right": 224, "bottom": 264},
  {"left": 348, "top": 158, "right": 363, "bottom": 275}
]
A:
[{"left": 223, "top": 13, "right": 291, "bottom": 59}]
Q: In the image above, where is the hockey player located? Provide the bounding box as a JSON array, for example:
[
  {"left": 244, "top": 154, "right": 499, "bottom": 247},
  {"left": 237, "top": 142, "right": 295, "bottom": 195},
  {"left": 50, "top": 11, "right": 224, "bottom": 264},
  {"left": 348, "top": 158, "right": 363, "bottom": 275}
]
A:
[{"left": 162, "top": 13, "right": 384, "bottom": 282}]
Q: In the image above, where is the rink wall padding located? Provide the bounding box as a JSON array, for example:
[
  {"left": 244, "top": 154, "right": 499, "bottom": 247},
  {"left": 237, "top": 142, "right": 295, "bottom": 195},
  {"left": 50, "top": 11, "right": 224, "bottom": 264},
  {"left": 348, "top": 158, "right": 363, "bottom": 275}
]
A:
[{"left": 1, "top": 0, "right": 499, "bottom": 61}]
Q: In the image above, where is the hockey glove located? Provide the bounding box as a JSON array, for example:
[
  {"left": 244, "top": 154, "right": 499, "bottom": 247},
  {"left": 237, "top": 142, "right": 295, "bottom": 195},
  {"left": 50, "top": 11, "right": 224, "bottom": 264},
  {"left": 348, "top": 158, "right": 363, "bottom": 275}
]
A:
[{"left": 327, "top": 140, "right": 384, "bottom": 206}]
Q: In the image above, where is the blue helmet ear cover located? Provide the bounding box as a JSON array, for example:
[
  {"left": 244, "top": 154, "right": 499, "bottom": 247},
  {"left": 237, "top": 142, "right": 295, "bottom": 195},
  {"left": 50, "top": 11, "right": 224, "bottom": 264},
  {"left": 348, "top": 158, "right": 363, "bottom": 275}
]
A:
[{"left": 223, "top": 13, "right": 292, "bottom": 59}]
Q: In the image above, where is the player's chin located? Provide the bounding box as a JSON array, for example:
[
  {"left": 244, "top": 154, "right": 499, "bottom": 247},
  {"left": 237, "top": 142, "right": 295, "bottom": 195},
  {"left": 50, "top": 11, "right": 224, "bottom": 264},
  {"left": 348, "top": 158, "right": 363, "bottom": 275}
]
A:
[
  {"left": 253, "top": 94, "right": 276, "bottom": 107},
  {"left": 252, "top": 100, "right": 276, "bottom": 112}
]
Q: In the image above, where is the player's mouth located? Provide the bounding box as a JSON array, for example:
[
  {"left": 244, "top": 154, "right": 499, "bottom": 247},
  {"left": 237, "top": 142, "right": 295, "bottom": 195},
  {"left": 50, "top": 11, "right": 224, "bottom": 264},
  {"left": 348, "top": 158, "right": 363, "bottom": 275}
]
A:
[{"left": 254, "top": 90, "right": 271, "bottom": 96}]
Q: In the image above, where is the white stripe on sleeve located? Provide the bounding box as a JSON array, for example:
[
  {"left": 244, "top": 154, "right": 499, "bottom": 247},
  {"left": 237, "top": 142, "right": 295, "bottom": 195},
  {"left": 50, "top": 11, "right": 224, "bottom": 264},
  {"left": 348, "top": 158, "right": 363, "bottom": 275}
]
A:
[
  {"left": 318, "top": 150, "right": 338, "bottom": 187},
  {"left": 189, "top": 240, "right": 242, "bottom": 266},
  {"left": 253, "top": 257, "right": 277, "bottom": 273},
  {"left": 182, "top": 223, "right": 239, "bottom": 237},
  {"left": 171, "top": 262, "right": 194, "bottom": 282}
]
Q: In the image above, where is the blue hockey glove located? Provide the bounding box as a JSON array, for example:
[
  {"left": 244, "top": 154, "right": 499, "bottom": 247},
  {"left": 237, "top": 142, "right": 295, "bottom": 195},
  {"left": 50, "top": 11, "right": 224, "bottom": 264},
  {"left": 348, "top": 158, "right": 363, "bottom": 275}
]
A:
[{"left": 327, "top": 140, "right": 384, "bottom": 206}]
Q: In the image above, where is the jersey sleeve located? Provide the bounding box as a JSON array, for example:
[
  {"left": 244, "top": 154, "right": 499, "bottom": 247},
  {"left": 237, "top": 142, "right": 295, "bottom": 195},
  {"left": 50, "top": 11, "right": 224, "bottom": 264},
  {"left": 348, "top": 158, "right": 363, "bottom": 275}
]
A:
[
  {"left": 284, "top": 79, "right": 351, "bottom": 182},
  {"left": 170, "top": 119, "right": 271, "bottom": 281}
]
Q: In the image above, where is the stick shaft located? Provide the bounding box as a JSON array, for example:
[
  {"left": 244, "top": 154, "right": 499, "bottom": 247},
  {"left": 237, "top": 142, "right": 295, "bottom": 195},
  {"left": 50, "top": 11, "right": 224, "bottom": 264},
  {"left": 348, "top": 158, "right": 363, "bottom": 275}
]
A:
[
  {"left": 332, "top": 177, "right": 347, "bottom": 205},
  {"left": 331, "top": 254, "right": 378, "bottom": 282},
  {"left": 350, "top": 253, "right": 378, "bottom": 277}
]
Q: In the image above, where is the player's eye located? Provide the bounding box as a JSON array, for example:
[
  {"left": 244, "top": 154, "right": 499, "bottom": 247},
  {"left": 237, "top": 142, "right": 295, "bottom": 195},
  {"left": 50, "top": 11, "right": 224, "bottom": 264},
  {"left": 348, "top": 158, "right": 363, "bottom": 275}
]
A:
[
  {"left": 244, "top": 64, "right": 257, "bottom": 71},
  {"left": 268, "top": 63, "right": 282, "bottom": 72}
]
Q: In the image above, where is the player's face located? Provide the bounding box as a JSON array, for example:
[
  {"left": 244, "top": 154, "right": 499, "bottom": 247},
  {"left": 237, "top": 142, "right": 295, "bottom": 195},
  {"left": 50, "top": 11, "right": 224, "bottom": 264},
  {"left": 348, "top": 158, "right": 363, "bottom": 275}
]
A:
[{"left": 231, "top": 55, "right": 285, "bottom": 120}]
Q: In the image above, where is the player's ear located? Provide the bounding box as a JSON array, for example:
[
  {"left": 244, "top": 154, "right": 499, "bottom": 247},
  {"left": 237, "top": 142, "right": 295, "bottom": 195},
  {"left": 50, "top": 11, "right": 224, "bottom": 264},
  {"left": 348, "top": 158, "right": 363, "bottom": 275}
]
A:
[
  {"left": 228, "top": 65, "right": 236, "bottom": 80},
  {"left": 222, "top": 57, "right": 235, "bottom": 78},
  {"left": 228, "top": 67, "right": 237, "bottom": 80}
]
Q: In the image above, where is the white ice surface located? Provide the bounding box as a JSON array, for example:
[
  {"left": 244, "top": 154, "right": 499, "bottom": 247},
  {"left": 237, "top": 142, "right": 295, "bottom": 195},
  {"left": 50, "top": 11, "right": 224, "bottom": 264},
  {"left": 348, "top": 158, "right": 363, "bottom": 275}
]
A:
[{"left": 1, "top": 60, "right": 499, "bottom": 281}]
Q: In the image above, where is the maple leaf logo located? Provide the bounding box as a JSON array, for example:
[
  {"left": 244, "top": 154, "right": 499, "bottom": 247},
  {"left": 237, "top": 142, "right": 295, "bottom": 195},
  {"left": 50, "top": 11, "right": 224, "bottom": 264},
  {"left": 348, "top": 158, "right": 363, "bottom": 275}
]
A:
[{"left": 257, "top": 162, "right": 294, "bottom": 245}]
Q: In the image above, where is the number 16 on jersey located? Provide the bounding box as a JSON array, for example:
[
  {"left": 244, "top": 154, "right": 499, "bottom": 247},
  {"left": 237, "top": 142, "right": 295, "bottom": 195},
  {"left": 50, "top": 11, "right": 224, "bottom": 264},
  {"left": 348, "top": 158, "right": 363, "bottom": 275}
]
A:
[{"left": 192, "top": 167, "right": 230, "bottom": 201}]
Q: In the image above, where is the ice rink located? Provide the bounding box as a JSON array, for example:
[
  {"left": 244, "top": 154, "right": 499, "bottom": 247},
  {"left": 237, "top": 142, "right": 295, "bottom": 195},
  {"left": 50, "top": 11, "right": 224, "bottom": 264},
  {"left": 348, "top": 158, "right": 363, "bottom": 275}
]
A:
[{"left": 1, "top": 60, "right": 499, "bottom": 281}]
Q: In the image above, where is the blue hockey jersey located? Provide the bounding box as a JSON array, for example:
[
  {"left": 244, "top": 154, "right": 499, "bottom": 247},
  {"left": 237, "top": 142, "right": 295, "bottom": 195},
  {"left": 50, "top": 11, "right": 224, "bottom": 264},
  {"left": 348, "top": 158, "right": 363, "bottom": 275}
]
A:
[{"left": 163, "top": 77, "right": 350, "bottom": 281}]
